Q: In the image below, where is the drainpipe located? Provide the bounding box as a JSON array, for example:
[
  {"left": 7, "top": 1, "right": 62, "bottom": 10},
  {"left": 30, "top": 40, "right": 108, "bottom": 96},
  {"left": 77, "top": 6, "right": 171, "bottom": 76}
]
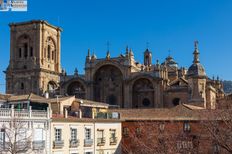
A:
[{"left": 94, "top": 122, "right": 96, "bottom": 154}]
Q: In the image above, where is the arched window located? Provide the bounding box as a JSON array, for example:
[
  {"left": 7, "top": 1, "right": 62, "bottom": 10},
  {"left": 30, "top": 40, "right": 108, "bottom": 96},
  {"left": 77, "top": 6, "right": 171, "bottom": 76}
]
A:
[
  {"left": 21, "top": 83, "right": 24, "bottom": 90},
  {"left": 52, "top": 51, "right": 54, "bottom": 60},
  {"left": 19, "top": 48, "right": 22, "bottom": 58},
  {"left": 47, "top": 45, "right": 51, "bottom": 59},
  {"left": 94, "top": 65, "right": 123, "bottom": 107},
  {"left": 67, "top": 81, "right": 85, "bottom": 99}
]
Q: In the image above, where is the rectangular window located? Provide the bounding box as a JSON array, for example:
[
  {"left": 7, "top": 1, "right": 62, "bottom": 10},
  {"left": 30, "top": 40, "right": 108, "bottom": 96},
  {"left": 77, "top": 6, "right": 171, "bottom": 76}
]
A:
[
  {"left": 135, "top": 127, "right": 141, "bottom": 136},
  {"left": 159, "top": 122, "right": 165, "bottom": 132},
  {"left": 70, "top": 128, "right": 77, "bottom": 141},
  {"left": 85, "top": 152, "right": 93, "bottom": 154},
  {"left": 55, "top": 128, "right": 62, "bottom": 141},
  {"left": 85, "top": 128, "right": 91, "bottom": 140},
  {"left": 97, "top": 129, "right": 104, "bottom": 138},
  {"left": 183, "top": 122, "right": 191, "bottom": 132},
  {"left": 34, "top": 128, "right": 43, "bottom": 141},
  {"left": 110, "top": 129, "right": 116, "bottom": 138},
  {"left": 0, "top": 129, "right": 5, "bottom": 143},
  {"left": 123, "top": 127, "right": 129, "bottom": 137},
  {"left": 110, "top": 129, "right": 117, "bottom": 144}
]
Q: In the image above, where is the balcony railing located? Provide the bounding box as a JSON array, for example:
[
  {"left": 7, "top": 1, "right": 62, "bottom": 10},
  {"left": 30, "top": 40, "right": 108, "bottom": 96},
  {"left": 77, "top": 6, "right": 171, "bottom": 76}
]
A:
[
  {"left": 32, "top": 141, "right": 45, "bottom": 150},
  {"left": 110, "top": 137, "right": 117, "bottom": 145},
  {"left": 0, "top": 108, "right": 11, "bottom": 117},
  {"left": 0, "top": 107, "right": 49, "bottom": 119},
  {"left": 16, "top": 141, "right": 31, "bottom": 151},
  {"left": 31, "top": 110, "right": 48, "bottom": 118},
  {"left": 95, "top": 112, "right": 120, "bottom": 119},
  {"left": 15, "top": 110, "right": 29, "bottom": 117},
  {"left": 97, "top": 137, "right": 106, "bottom": 146},
  {"left": 53, "top": 140, "right": 64, "bottom": 149},
  {"left": 0, "top": 141, "right": 30, "bottom": 151},
  {"left": 69, "top": 139, "right": 79, "bottom": 148},
  {"left": 84, "top": 139, "right": 93, "bottom": 147}
]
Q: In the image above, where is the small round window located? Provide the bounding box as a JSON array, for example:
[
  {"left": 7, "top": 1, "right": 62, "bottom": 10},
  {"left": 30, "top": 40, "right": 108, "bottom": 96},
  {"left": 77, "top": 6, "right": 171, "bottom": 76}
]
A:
[{"left": 142, "top": 98, "right": 150, "bottom": 107}]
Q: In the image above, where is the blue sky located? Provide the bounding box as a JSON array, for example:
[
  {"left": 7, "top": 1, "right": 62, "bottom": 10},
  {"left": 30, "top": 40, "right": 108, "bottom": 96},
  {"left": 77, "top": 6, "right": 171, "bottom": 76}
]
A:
[{"left": 0, "top": 0, "right": 232, "bottom": 93}]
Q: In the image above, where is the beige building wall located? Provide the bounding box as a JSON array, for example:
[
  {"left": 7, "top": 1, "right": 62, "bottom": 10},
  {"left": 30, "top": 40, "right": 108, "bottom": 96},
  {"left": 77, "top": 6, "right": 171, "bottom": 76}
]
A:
[{"left": 51, "top": 120, "right": 121, "bottom": 154}]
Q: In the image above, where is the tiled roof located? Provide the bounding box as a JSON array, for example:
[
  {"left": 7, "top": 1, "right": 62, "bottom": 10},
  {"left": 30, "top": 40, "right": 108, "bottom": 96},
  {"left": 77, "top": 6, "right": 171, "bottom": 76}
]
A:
[
  {"left": 7, "top": 93, "right": 47, "bottom": 103},
  {"left": 1, "top": 93, "right": 109, "bottom": 108},
  {"left": 110, "top": 104, "right": 218, "bottom": 121},
  {"left": 0, "top": 93, "right": 12, "bottom": 100}
]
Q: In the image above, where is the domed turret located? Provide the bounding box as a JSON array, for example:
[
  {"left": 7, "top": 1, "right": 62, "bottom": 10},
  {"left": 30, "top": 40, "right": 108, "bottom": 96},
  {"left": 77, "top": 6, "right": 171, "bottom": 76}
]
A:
[
  {"left": 187, "top": 41, "right": 207, "bottom": 104},
  {"left": 187, "top": 41, "right": 206, "bottom": 77},
  {"left": 165, "top": 55, "right": 178, "bottom": 68}
]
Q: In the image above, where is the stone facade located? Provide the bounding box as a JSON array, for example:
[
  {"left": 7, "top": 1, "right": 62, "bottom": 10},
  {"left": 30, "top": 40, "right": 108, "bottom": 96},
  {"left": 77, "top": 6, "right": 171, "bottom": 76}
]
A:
[
  {"left": 5, "top": 20, "right": 225, "bottom": 109},
  {"left": 5, "top": 20, "right": 61, "bottom": 95}
]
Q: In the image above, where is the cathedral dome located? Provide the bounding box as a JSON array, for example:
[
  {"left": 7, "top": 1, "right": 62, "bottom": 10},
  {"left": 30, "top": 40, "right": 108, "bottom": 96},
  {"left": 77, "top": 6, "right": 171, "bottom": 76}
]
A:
[
  {"left": 166, "top": 56, "right": 178, "bottom": 67},
  {"left": 187, "top": 63, "right": 206, "bottom": 77},
  {"left": 162, "top": 55, "right": 178, "bottom": 68}
]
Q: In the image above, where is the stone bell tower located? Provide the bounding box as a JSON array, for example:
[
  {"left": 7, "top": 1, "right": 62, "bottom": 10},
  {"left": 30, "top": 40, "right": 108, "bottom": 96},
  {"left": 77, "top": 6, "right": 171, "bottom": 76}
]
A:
[{"left": 5, "top": 20, "right": 62, "bottom": 95}]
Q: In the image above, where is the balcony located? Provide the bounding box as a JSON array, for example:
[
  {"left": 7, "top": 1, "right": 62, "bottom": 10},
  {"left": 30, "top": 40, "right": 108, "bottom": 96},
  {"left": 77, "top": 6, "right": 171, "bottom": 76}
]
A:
[
  {"left": 110, "top": 137, "right": 117, "bottom": 145},
  {"left": 0, "top": 107, "right": 49, "bottom": 119},
  {"left": 69, "top": 139, "right": 79, "bottom": 148},
  {"left": 97, "top": 137, "right": 106, "bottom": 146},
  {"left": 84, "top": 139, "right": 93, "bottom": 147},
  {"left": 0, "top": 141, "right": 30, "bottom": 151},
  {"left": 33, "top": 141, "right": 45, "bottom": 150},
  {"left": 53, "top": 140, "right": 64, "bottom": 149}
]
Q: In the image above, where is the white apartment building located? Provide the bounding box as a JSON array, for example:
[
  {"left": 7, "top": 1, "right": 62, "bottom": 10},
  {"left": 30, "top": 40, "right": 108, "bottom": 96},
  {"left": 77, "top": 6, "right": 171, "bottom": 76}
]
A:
[{"left": 0, "top": 105, "right": 51, "bottom": 154}]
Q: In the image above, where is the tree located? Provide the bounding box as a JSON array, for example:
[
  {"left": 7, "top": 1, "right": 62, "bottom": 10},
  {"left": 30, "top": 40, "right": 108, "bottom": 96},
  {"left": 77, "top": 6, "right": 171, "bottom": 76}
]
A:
[
  {"left": 121, "top": 120, "right": 199, "bottom": 154},
  {"left": 202, "top": 108, "right": 232, "bottom": 153},
  {"left": 0, "top": 118, "right": 32, "bottom": 154}
]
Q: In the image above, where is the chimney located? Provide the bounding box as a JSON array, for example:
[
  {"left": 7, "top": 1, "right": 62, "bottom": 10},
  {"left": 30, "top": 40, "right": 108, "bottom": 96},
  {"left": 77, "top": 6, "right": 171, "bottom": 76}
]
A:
[{"left": 44, "top": 91, "right": 49, "bottom": 99}]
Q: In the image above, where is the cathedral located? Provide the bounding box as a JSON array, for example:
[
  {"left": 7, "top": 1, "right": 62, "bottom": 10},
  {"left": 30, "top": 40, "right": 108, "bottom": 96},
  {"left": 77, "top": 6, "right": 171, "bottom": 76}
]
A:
[{"left": 5, "top": 20, "right": 224, "bottom": 109}]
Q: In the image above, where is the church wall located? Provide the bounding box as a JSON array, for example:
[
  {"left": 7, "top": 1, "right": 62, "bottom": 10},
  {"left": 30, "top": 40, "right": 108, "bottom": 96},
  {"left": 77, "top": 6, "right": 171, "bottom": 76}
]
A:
[{"left": 164, "top": 91, "right": 189, "bottom": 108}]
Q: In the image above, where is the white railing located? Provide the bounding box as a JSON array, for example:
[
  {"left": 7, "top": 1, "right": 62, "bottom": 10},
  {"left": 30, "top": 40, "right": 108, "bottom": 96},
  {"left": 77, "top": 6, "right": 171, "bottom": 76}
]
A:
[
  {"left": 0, "top": 108, "right": 11, "bottom": 117},
  {"left": 31, "top": 110, "right": 47, "bottom": 118},
  {"left": 0, "top": 106, "right": 49, "bottom": 119},
  {"left": 15, "top": 110, "right": 29, "bottom": 117}
]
